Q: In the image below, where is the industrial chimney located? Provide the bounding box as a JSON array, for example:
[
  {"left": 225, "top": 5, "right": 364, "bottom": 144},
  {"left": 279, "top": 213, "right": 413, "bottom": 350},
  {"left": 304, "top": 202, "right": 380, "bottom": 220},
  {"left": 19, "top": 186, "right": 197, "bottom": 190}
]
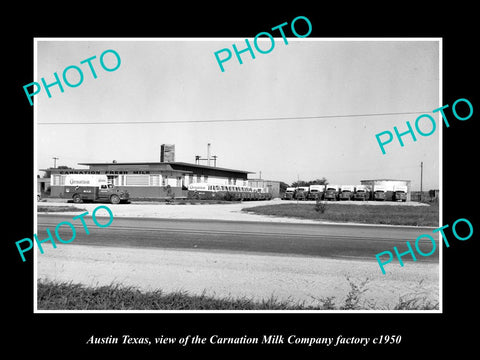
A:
[{"left": 160, "top": 144, "right": 175, "bottom": 162}]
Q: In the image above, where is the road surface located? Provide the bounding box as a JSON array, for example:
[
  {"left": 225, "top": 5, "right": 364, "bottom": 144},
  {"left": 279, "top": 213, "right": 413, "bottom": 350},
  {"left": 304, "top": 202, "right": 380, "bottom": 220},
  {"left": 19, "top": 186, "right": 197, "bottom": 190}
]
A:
[
  {"left": 36, "top": 215, "right": 438, "bottom": 262},
  {"left": 36, "top": 215, "right": 440, "bottom": 309}
]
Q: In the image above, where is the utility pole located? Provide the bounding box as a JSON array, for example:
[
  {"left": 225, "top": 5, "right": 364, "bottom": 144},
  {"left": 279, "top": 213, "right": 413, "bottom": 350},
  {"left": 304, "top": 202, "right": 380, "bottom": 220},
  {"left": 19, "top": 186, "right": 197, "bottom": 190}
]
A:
[
  {"left": 52, "top": 157, "right": 59, "bottom": 168},
  {"left": 296, "top": 173, "right": 299, "bottom": 205},
  {"left": 420, "top": 161, "right": 423, "bottom": 202}
]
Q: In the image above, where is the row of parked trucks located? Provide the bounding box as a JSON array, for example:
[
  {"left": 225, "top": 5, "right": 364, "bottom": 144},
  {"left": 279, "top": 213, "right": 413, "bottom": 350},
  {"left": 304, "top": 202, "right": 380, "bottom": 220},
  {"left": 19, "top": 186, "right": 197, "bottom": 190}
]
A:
[
  {"left": 187, "top": 183, "right": 272, "bottom": 201},
  {"left": 283, "top": 184, "right": 408, "bottom": 202},
  {"left": 53, "top": 175, "right": 272, "bottom": 203}
]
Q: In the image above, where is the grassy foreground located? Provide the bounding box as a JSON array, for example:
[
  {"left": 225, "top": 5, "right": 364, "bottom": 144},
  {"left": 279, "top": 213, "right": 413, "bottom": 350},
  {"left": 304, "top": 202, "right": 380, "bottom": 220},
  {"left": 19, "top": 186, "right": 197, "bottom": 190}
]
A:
[
  {"left": 37, "top": 279, "right": 438, "bottom": 311},
  {"left": 242, "top": 202, "right": 439, "bottom": 226},
  {"left": 37, "top": 205, "right": 87, "bottom": 213}
]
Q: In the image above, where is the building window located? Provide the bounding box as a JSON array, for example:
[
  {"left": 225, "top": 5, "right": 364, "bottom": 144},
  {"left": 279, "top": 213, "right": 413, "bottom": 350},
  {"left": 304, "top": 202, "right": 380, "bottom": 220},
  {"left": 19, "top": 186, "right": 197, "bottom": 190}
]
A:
[
  {"left": 51, "top": 174, "right": 60, "bottom": 186},
  {"left": 125, "top": 175, "right": 149, "bottom": 186},
  {"left": 162, "top": 176, "right": 168, "bottom": 186},
  {"left": 196, "top": 174, "right": 201, "bottom": 183},
  {"left": 150, "top": 175, "right": 160, "bottom": 186},
  {"left": 107, "top": 176, "right": 119, "bottom": 185},
  {"left": 204, "top": 175, "right": 208, "bottom": 183}
]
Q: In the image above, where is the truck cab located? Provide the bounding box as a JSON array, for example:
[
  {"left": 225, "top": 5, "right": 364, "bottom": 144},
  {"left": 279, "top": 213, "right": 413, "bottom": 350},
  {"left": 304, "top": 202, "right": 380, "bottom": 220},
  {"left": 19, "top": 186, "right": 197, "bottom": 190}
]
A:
[
  {"left": 339, "top": 185, "right": 355, "bottom": 200},
  {"left": 353, "top": 185, "right": 370, "bottom": 201},
  {"left": 63, "top": 175, "right": 129, "bottom": 204},
  {"left": 373, "top": 185, "right": 387, "bottom": 201},
  {"left": 393, "top": 185, "right": 408, "bottom": 202},
  {"left": 283, "top": 187, "right": 296, "bottom": 200},
  {"left": 324, "top": 185, "right": 339, "bottom": 201},
  {"left": 294, "top": 187, "right": 309, "bottom": 200},
  {"left": 308, "top": 185, "right": 325, "bottom": 200}
]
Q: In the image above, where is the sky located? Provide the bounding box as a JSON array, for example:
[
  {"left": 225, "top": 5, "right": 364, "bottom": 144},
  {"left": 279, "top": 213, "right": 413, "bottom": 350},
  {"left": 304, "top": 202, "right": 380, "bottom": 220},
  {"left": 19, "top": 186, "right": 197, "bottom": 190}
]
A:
[{"left": 36, "top": 38, "right": 440, "bottom": 190}]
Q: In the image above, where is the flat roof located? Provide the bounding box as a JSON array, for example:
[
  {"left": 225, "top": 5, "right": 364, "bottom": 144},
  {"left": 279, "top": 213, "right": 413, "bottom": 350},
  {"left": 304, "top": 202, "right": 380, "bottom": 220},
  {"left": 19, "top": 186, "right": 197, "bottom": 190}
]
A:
[{"left": 78, "top": 161, "right": 253, "bottom": 174}]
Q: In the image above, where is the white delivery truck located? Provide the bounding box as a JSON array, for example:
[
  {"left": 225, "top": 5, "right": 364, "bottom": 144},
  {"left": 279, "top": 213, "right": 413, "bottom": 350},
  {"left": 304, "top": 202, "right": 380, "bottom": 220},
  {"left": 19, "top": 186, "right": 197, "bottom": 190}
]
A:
[
  {"left": 393, "top": 185, "right": 408, "bottom": 202},
  {"left": 308, "top": 184, "right": 325, "bottom": 200},
  {"left": 339, "top": 185, "right": 355, "bottom": 200},
  {"left": 373, "top": 185, "right": 387, "bottom": 201},
  {"left": 294, "top": 186, "right": 310, "bottom": 200},
  {"left": 324, "top": 185, "right": 340, "bottom": 201},
  {"left": 353, "top": 185, "right": 370, "bottom": 201},
  {"left": 282, "top": 187, "right": 296, "bottom": 200},
  {"left": 62, "top": 175, "right": 129, "bottom": 204}
]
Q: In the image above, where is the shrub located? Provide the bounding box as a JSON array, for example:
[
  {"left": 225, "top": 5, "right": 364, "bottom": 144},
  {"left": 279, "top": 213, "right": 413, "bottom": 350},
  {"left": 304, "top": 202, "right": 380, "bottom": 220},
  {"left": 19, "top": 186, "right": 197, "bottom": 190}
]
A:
[{"left": 314, "top": 198, "right": 328, "bottom": 213}]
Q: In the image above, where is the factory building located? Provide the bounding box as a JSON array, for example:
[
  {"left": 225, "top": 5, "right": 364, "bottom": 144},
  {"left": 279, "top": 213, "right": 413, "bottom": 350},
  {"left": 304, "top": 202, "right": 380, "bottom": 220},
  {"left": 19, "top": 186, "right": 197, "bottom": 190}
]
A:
[
  {"left": 45, "top": 144, "right": 257, "bottom": 199},
  {"left": 48, "top": 162, "right": 253, "bottom": 199},
  {"left": 247, "top": 179, "right": 281, "bottom": 198}
]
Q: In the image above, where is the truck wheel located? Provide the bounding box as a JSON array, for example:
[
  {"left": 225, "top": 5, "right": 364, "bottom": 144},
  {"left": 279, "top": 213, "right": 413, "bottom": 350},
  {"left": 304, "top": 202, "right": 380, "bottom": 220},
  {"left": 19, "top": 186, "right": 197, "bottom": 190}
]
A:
[
  {"left": 73, "top": 194, "right": 82, "bottom": 203},
  {"left": 110, "top": 194, "right": 121, "bottom": 204}
]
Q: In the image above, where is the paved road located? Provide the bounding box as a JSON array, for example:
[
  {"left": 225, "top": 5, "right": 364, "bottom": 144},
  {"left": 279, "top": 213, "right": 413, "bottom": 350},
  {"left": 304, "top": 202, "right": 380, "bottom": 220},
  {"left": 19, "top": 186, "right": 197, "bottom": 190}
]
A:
[{"left": 37, "top": 215, "right": 439, "bottom": 262}]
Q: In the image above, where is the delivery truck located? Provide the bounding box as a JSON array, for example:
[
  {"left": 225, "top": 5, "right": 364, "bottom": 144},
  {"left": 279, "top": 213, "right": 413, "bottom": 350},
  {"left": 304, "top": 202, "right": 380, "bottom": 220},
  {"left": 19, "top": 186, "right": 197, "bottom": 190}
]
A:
[
  {"left": 373, "top": 185, "right": 387, "bottom": 201},
  {"left": 339, "top": 185, "right": 355, "bottom": 200},
  {"left": 294, "top": 186, "right": 310, "bottom": 200},
  {"left": 282, "top": 187, "right": 296, "bottom": 200},
  {"left": 308, "top": 184, "right": 325, "bottom": 200},
  {"left": 62, "top": 175, "right": 129, "bottom": 204},
  {"left": 324, "top": 185, "right": 340, "bottom": 201},
  {"left": 353, "top": 185, "right": 370, "bottom": 201},
  {"left": 393, "top": 185, "right": 408, "bottom": 202}
]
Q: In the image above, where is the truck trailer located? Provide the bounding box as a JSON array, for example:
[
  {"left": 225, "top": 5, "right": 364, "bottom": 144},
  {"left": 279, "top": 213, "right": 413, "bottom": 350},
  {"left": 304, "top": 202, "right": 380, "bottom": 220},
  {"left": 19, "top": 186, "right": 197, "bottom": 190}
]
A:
[{"left": 62, "top": 175, "right": 129, "bottom": 204}]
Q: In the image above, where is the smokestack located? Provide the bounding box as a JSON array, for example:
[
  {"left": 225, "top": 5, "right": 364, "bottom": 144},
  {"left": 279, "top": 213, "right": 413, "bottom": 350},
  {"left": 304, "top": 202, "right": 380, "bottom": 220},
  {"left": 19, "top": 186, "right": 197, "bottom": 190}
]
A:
[
  {"left": 207, "top": 143, "right": 211, "bottom": 167},
  {"left": 160, "top": 144, "right": 175, "bottom": 162}
]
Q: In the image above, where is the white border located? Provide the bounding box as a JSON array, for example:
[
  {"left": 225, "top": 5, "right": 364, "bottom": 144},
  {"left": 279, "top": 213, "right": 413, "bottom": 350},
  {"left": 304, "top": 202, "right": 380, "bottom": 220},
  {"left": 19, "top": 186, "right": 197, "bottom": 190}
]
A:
[{"left": 33, "top": 37, "right": 442, "bottom": 314}]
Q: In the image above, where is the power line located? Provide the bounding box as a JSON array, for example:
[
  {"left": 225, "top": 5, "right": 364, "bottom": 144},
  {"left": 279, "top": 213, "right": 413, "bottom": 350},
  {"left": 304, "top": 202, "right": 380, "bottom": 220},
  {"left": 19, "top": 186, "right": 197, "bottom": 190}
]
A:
[{"left": 37, "top": 111, "right": 432, "bottom": 125}]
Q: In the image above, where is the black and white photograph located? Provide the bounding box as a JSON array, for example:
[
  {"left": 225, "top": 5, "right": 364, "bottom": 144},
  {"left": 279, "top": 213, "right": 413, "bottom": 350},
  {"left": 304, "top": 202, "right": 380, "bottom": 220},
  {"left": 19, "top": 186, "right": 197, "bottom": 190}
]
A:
[
  {"left": 6, "top": 5, "right": 478, "bottom": 356},
  {"left": 34, "top": 38, "right": 441, "bottom": 312}
]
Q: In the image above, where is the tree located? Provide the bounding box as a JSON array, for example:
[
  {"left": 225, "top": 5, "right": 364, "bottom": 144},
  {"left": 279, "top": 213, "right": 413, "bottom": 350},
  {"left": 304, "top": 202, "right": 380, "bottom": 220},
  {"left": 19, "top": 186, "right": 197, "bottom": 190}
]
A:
[
  {"left": 42, "top": 165, "right": 73, "bottom": 178},
  {"left": 291, "top": 177, "right": 328, "bottom": 188}
]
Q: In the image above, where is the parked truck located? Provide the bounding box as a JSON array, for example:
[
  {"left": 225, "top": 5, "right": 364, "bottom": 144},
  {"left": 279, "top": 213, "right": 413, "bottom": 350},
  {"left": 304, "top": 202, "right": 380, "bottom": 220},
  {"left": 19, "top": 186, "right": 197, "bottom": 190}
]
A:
[
  {"left": 282, "top": 187, "right": 296, "bottom": 200},
  {"left": 353, "top": 185, "right": 370, "bottom": 201},
  {"left": 324, "top": 185, "right": 340, "bottom": 201},
  {"left": 393, "top": 185, "right": 408, "bottom": 202},
  {"left": 62, "top": 175, "right": 129, "bottom": 204},
  {"left": 294, "top": 186, "right": 310, "bottom": 200},
  {"left": 373, "top": 185, "right": 387, "bottom": 201},
  {"left": 308, "top": 184, "right": 325, "bottom": 200},
  {"left": 339, "top": 185, "right": 355, "bottom": 200}
]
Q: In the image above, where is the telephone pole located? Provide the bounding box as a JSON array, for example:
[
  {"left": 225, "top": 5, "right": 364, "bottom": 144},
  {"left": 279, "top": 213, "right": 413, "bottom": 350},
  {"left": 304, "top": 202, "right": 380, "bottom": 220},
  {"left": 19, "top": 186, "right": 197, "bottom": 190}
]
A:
[
  {"left": 420, "top": 161, "right": 423, "bottom": 202},
  {"left": 52, "top": 157, "right": 59, "bottom": 168}
]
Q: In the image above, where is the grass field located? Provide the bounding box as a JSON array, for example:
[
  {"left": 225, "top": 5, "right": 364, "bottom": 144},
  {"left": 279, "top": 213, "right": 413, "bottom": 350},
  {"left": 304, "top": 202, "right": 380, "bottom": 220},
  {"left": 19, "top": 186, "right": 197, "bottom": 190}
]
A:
[
  {"left": 242, "top": 202, "right": 439, "bottom": 226},
  {"left": 37, "top": 279, "right": 438, "bottom": 311},
  {"left": 37, "top": 205, "right": 87, "bottom": 212}
]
